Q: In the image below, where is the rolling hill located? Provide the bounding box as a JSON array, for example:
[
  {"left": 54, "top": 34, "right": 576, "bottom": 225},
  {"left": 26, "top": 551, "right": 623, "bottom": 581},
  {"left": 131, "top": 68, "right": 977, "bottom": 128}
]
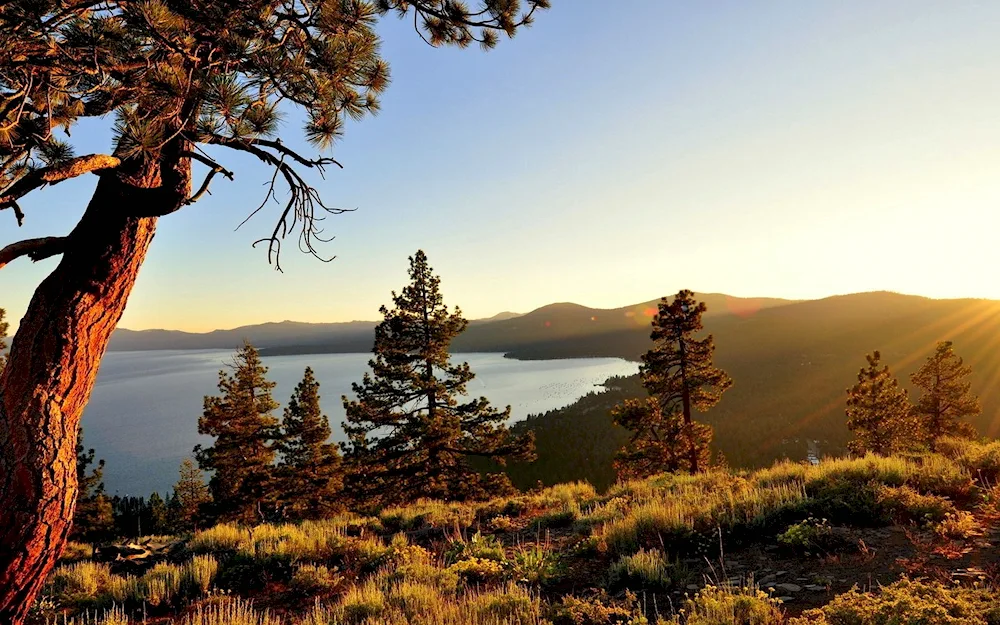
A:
[{"left": 501, "top": 291, "right": 1000, "bottom": 489}]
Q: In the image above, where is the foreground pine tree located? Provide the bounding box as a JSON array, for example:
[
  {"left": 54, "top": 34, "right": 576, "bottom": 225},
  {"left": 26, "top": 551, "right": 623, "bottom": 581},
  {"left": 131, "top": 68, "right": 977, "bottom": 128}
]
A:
[
  {"left": 343, "top": 251, "right": 535, "bottom": 506},
  {"left": 277, "top": 368, "right": 344, "bottom": 520},
  {"left": 195, "top": 343, "right": 279, "bottom": 523},
  {"left": 911, "top": 341, "right": 980, "bottom": 450},
  {"left": 0, "top": 4, "right": 547, "bottom": 618},
  {"left": 845, "top": 351, "right": 917, "bottom": 456},
  {"left": 70, "top": 427, "right": 113, "bottom": 542},
  {"left": 170, "top": 459, "right": 211, "bottom": 533},
  {"left": 614, "top": 290, "right": 732, "bottom": 477}
]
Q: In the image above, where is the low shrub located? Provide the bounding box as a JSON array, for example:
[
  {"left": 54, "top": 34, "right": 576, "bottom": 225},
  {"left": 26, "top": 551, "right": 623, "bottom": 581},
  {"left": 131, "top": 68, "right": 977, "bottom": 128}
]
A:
[
  {"left": 607, "top": 548, "right": 674, "bottom": 590},
  {"left": 448, "top": 557, "right": 506, "bottom": 584},
  {"left": 789, "top": 578, "right": 1000, "bottom": 625},
  {"left": 934, "top": 510, "right": 983, "bottom": 541},
  {"left": 670, "top": 585, "right": 785, "bottom": 625},
  {"left": 290, "top": 564, "right": 338, "bottom": 597},
  {"left": 876, "top": 485, "right": 955, "bottom": 524},
  {"left": 512, "top": 541, "right": 563, "bottom": 586},
  {"left": 466, "top": 583, "right": 540, "bottom": 624},
  {"left": 447, "top": 531, "right": 506, "bottom": 563},
  {"left": 777, "top": 517, "right": 848, "bottom": 557},
  {"left": 545, "top": 593, "right": 644, "bottom": 625}
]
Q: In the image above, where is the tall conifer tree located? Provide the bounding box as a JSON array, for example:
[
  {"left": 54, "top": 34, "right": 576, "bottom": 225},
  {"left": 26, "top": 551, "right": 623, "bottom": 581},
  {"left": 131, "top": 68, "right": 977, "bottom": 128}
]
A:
[
  {"left": 911, "top": 341, "right": 980, "bottom": 450},
  {"left": 277, "top": 368, "right": 343, "bottom": 520},
  {"left": 70, "top": 427, "right": 113, "bottom": 542},
  {"left": 170, "top": 459, "right": 211, "bottom": 532},
  {"left": 146, "top": 493, "right": 168, "bottom": 535},
  {"left": 614, "top": 290, "right": 732, "bottom": 476},
  {"left": 195, "top": 342, "right": 279, "bottom": 523},
  {"left": 845, "top": 351, "right": 917, "bottom": 456},
  {"left": 342, "top": 251, "right": 534, "bottom": 506}
]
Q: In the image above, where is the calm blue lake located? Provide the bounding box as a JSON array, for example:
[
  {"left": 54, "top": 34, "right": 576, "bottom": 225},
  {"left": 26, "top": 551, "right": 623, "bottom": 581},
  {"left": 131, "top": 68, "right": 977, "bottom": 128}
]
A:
[{"left": 82, "top": 351, "right": 638, "bottom": 495}]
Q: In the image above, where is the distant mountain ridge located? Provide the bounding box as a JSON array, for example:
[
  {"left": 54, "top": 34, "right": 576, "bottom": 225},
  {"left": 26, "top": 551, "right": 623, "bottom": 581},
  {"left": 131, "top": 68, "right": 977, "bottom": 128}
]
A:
[{"left": 108, "top": 293, "right": 792, "bottom": 354}]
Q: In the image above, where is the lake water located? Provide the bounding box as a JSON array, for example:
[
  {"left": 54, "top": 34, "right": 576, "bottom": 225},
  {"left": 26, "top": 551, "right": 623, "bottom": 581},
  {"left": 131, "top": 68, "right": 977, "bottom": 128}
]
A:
[{"left": 82, "top": 350, "right": 638, "bottom": 496}]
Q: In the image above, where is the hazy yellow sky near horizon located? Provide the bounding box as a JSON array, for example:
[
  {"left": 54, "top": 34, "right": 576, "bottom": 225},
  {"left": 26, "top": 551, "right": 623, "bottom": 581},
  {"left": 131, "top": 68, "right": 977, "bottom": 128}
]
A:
[{"left": 5, "top": 1, "right": 1000, "bottom": 333}]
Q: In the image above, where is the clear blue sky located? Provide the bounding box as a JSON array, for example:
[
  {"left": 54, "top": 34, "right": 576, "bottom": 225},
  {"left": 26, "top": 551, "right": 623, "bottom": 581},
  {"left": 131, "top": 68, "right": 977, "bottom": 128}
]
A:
[{"left": 6, "top": 1, "right": 1000, "bottom": 332}]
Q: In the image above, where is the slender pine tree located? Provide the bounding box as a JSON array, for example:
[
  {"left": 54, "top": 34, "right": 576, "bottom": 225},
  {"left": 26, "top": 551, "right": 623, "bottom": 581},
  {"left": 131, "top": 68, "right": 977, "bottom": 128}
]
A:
[
  {"left": 146, "top": 493, "right": 168, "bottom": 535},
  {"left": 614, "top": 290, "right": 732, "bottom": 477},
  {"left": 845, "top": 351, "right": 918, "bottom": 456},
  {"left": 170, "top": 459, "right": 211, "bottom": 532},
  {"left": 342, "top": 251, "right": 534, "bottom": 507},
  {"left": 70, "top": 427, "right": 113, "bottom": 542},
  {"left": 276, "top": 368, "right": 344, "bottom": 520},
  {"left": 911, "top": 341, "right": 980, "bottom": 450},
  {"left": 195, "top": 342, "right": 279, "bottom": 523}
]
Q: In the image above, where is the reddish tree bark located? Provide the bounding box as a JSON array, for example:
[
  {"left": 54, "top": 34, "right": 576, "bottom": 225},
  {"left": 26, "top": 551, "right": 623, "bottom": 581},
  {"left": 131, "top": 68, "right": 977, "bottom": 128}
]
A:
[{"left": 0, "top": 151, "right": 189, "bottom": 624}]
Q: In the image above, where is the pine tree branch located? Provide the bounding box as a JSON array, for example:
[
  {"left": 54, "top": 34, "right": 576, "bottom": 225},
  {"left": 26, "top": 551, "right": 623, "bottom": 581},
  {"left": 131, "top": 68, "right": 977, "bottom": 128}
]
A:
[
  {"left": 0, "top": 236, "right": 67, "bottom": 270},
  {"left": 0, "top": 154, "right": 121, "bottom": 222},
  {"left": 183, "top": 151, "right": 234, "bottom": 205}
]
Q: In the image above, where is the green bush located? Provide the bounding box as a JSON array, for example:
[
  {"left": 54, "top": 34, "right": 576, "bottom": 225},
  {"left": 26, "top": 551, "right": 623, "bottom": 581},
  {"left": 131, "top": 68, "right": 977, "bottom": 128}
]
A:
[{"left": 777, "top": 517, "right": 847, "bottom": 556}]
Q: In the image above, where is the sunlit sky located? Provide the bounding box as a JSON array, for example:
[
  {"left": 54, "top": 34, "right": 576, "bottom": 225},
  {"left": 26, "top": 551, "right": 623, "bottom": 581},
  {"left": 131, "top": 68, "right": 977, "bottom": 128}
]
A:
[{"left": 6, "top": 1, "right": 1000, "bottom": 332}]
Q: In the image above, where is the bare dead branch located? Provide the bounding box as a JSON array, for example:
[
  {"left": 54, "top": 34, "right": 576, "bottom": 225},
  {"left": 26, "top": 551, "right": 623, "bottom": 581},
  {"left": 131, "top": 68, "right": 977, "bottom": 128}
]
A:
[
  {"left": 183, "top": 150, "right": 234, "bottom": 205},
  {"left": 203, "top": 134, "right": 351, "bottom": 270},
  {"left": 0, "top": 236, "right": 67, "bottom": 270}
]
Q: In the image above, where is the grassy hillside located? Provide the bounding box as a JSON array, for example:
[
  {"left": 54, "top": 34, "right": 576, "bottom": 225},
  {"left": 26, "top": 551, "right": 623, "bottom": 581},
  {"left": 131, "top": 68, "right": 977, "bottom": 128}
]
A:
[
  {"left": 38, "top": 438, "right": 1000, "bottom": 624},
  {"left": 505, "top": 292, "right": 1000, "bottom": 488}
]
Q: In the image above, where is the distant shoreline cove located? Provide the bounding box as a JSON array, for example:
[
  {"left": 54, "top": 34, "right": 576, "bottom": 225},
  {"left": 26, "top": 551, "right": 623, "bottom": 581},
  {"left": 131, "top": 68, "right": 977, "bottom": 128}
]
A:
[{"left": 107, "top": 345, "right": 643, "bottom": 363}]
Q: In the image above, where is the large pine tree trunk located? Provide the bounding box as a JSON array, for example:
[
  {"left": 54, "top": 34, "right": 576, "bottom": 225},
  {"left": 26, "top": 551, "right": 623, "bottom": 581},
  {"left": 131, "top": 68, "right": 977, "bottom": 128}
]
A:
[{"left": 0, "top": 154, "right": 189, "bottom": 624}]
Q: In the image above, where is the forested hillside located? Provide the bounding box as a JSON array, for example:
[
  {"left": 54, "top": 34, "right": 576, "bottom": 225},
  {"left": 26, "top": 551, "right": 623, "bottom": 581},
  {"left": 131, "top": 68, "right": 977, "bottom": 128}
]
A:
[{"left": 506, "top": 292, "right": 1000, "bottom": 488}]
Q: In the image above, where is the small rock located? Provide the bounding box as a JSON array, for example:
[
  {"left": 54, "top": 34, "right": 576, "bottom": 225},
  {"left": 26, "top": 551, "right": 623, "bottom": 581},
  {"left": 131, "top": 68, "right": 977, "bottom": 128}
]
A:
[
  {"left": 686, "top": 584, "right": 700, "bottom": 591},
  {"left": 775, "top": 570, "right": 788, "bottom": 576},
  {"left": 805, "top": 585, "right": 827, "bottom": 592},
  {"left": 776, "top": 583, "right": 802, "bottom": 593},
  {"left": 777, "top": 596, "right": 795, "bottom": 603},
  {"left": 758, "top": 575, "right": 777, "bottom": 584}
]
